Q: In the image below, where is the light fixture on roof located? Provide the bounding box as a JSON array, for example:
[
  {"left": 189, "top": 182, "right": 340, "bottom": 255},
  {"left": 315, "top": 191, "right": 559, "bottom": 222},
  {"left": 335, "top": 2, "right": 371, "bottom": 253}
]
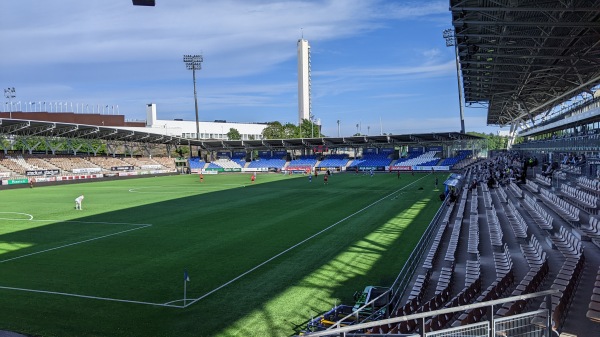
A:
[
  {"left": 132, "top": 0, "right": 155, "bottom": 6},
  {"left": 4, "top": 87, "right": 16, "bottom": 119}
]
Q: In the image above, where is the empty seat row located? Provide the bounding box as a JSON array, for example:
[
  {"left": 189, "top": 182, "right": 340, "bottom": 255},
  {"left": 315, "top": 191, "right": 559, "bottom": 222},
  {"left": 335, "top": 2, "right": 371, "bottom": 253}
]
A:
[
  {"left": 396, "top": 267, "right": 454, "bottom": 334},
  {"left": 482, "top": 190, "right": 492, "bottom": 209},
  {"left": 507, "top": 181, "right": 523, "bottom": 198},
  {"left": 520, "top": 235, "right": 547, "bottom": 269},
  {"left": 522, "top": 195, "right": 554, "bottom": 231},
  {"left": 539, "top": 189, "right": 580, "bottom": 224},
  {"left": 550, "top": 226, "right": 582, "bottom": 258},
  {"left": 441, "top": 202, "right": 455, "bottom": 224},
  {"left": 560, "top": 164, "right": 581, "bottom": 175},
  {"left": 560, "top": 183, "right": 598, "bottom": 211},
  {"left": 503, "top": 200, "right": 528, "bottom": 239},
  {"left": 535, "top": 173, "right": 552, "bottom": 186},
  {"left": 496, "top": 258, "right": 549, "bottom": 317},
  {"left": 434, "top": 266, "right": 454, "bottom": 298},
  {"left": 451, "top": 269, "right": 514, "bottom": 327},
  {"left": 423, "top": 220, "right": 448, "bottom": 269},
  {"left": 581, "top": 217, "right": 600, "bottom": 240},
  {"left": 587, "top": 266, "right": 600, "bottom": 323},
  {"left": 444, "top": 220, "right": 462, "bottom": 263},
  {"left": 493, "top": 244, "right": 513, "bottom": 278},
  {"left": 470, "top": 194, "right": 478, "bottom": 214},
  {"left": 425, "top": 275, "right": 482, "bottom": 333},
  {"left": 464, "top": 257, "right": 482, "bottom": 288},
  {"left": 524, "top": 179, "right": 540, "bottom": 193},
  {"left": 467, "top": 214, "right": 479, "bottom": 254},
  {"left": 400, "top": 270, "right": 431, "bottom": 317},
  {"left": 536, "top": 252, "right": 585, "bottom": 331},
  {"left": 487, "top": 206, "right": 504, "bottom": 247},
  {"left": 496, "top": 185, "right": 508, "bottom": 203},
  {"left": 455, "top": 193, "right": 468, "bottom": 221},
  {"left": 577, "top": 176, "right": 600, "bottom": 195}
]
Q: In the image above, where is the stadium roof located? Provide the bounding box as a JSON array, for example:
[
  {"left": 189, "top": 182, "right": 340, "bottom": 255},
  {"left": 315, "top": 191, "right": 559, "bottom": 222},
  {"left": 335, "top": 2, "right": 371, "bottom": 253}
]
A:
[
  {"left": 451, "top": 0, "right": 600, "bottom": 127},
  {"left": 0, "top": 118, "right": 481, "bottom": 151}
]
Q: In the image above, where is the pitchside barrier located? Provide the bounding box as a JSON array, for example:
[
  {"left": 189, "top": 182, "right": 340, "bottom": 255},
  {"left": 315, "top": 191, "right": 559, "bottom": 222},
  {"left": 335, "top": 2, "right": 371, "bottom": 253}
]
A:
[{"left": 1, "top": 169, "right": 174, "bottom": 185}]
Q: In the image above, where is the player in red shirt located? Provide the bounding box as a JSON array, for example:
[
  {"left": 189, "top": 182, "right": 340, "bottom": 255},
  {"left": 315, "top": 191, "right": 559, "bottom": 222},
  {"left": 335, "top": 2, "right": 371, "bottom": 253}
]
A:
[{"left": 324, "top": 174, "right": 328, "bottom": 185}]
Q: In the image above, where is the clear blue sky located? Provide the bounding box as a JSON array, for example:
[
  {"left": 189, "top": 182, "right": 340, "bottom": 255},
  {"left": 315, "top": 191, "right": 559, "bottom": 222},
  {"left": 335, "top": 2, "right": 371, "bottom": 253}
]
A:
[{"left": 0, "top": 0, "right": 502, "bottom": 137}]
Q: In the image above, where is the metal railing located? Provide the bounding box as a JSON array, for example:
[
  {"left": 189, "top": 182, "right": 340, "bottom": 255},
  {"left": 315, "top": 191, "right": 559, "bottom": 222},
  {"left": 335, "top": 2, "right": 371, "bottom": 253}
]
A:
[{"left": 298, "top": 289, "right": 558, "bottom": 337}]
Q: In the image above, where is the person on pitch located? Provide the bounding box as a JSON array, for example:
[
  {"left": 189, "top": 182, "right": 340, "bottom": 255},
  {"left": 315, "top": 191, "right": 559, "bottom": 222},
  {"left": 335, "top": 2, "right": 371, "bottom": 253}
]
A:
[{"left": 75, "top": 194, "right": 84, "bottom": 210}]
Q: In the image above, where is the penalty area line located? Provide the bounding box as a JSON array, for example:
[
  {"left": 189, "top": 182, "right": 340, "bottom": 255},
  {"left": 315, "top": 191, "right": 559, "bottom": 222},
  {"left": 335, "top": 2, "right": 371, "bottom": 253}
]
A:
[
  {"left": 0, "top": 285, "right": 181, "bottom": 308},
  {"left": 0, "top": 224, "right": 152, "bottom": 264},
  {"left": 183, "top": 175, "right": 428, "bottom": 308}
]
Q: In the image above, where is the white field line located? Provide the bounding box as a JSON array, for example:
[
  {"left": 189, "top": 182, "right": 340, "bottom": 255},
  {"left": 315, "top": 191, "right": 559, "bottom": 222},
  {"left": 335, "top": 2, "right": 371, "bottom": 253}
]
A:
[
  {"left": 5, "top": 218, "right": 151, "bottom": 226},
  {"left": 0, "top": 175, "right": 429, "bottom": 308},
  {"left": 183, "top": 175, "right": 427, "bottom": 308},
  {"left": 0, "top": 224, "right": 152, "bottom": 264},
  {"left": 0, "top": 212, "right": 162, "bottom": 308},
  {"left": 0, "top": 219, "right": 159, "bottom": 306},
  {"left": 0, "top": 212, "right": 34, "bottom": 220},
  {"left": 0, "top": 285, "right": 180, "bottom": 308},
  {"left": 128, "top": 184, "right": 244, "bottom": 194}
]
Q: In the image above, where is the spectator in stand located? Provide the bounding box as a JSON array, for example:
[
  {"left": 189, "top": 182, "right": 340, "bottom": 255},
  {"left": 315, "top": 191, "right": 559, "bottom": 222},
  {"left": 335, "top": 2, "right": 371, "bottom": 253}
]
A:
[
  {"left": 542, "top": 163, "right": 554, "bottom": 177},
  {"left": 576, "top": 154, "right": 586, "bottom": 166}
]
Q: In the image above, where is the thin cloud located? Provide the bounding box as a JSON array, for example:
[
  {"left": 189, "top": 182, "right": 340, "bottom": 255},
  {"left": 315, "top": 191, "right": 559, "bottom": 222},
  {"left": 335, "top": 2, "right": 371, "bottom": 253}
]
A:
[{"left": 0, "top": 0, "right": 499, "bottom": 135}]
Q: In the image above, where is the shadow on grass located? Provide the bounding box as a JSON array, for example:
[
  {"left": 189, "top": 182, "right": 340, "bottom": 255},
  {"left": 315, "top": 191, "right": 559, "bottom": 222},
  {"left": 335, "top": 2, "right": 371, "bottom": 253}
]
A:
[{"left": 0, "top": 173, "right": 443, "bottom": 337}]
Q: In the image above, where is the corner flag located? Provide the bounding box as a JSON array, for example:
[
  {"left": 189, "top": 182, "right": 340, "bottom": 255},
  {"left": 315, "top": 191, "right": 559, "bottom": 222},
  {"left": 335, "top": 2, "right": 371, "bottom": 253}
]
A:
[{"left": 184, "top": 270, "right": 190, "bottom": 282}]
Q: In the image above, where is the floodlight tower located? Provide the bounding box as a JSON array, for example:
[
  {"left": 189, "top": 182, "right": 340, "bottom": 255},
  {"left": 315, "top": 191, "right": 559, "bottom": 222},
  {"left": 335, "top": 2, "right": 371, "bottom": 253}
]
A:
[
  {"left": 183, "top": 54, "right": 203, "bottom": 140},
  {"left": 4, "top": 87, "right": 16, "bottom": 119},
  {"left": 443, "top": 28, "right": 466, "bottom": 134}
]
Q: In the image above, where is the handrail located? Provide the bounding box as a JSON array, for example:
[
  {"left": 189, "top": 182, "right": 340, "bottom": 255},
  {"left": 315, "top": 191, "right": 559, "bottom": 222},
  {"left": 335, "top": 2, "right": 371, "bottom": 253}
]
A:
[{"left": 298, "top": 289, "right": 559, "bottom": 336}]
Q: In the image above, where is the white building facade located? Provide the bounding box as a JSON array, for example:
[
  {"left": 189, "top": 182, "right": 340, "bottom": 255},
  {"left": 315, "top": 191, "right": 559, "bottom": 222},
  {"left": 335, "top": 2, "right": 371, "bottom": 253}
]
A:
[{"left": 141, "top": 103, "right": 267, "bottom": 140}]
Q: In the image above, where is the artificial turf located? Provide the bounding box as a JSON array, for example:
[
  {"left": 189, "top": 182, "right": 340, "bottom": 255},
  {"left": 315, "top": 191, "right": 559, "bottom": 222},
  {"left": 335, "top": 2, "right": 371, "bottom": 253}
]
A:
[{"left": 0, "top": 171, "right": 444, "bottom": 337}]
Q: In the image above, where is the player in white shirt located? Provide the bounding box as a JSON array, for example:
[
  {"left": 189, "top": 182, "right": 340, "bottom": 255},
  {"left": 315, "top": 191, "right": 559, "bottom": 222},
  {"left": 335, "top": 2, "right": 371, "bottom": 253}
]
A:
[{"left": 75, "top": 195, "right": 84, "bottom": 210}]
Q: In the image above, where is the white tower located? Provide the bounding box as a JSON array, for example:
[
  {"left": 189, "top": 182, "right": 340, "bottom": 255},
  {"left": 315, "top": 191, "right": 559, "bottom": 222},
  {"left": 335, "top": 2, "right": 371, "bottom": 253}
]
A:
[
  {"left": 146, "top": 103, "right": 157, "bottom": 127},
  {"left": 297, "top": 39, "right": 311, "bottom": 125}
]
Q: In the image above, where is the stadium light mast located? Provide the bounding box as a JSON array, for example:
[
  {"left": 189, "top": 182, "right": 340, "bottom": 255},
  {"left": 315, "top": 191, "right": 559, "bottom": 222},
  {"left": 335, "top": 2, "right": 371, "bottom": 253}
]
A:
[
  {"left": 183, "top": 54, "right": 203, "bottom": 140},
  {"left": 4, "top": 87, "right": 16, "bottom": 119},
  {"left": 443, "top": 28, "right": 466, "bottom": 134}
]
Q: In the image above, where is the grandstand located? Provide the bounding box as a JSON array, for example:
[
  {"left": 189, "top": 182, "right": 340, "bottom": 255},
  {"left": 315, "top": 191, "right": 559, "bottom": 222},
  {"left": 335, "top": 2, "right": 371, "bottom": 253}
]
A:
[
  {"left": 294, "top": 0, "right": 600, "bottom": 335},
  {"left": 316, "top": 154, "right": 350, "bottom": 170}
]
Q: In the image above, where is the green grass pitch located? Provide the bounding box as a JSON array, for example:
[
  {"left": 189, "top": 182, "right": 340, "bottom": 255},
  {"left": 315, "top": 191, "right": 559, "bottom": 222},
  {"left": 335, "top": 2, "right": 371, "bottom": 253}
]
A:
[{"left": 0, "top": 172, "right": 444, "bottom": 337}]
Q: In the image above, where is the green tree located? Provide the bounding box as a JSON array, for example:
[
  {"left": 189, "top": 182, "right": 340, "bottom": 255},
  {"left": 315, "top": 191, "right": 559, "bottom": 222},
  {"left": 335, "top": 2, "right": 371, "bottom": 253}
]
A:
[
  {"left": 299, "top": 119, "right": 324, "bottom": 138},
  {"left": 262, "top": 121, "right": 284, "bottom": 139},
  {"left": 283, "top": 123, "right": 299, "bottom": 138},
  {"left": 227, "top": 128, "right": 241, "bottom": 140},
  {"left": 262, "top": 120, "right": 325, "bottom": 139},
  {"left": 466, "top": 131, "right": 509, "bottom": 151},
  {"left": 175, "top": 146, "right": 189, "bottom": 157}
]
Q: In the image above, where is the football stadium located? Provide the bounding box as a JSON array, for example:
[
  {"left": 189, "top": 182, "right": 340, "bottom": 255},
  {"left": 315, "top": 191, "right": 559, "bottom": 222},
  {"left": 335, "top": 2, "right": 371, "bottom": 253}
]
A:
[{"left": 2, "top": 1, "right": 600, "bottom": 337}]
